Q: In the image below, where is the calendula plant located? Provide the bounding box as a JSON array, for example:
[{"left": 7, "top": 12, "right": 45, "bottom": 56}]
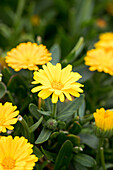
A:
[{"left": 1, "top": 0, "right": 113, "bottom": 169}]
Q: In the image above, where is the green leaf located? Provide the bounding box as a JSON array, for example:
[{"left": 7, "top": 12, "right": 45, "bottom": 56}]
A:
[
  {"left": 37, "top": 109, "right": 51, "bottom": 116},
  {"left": 67, "top": 134, "right": 80, "bottom": 146},
  {"left": 29, "top": 116, "right": 43, "bottom": 133},
  {"left": 29, "top": 103, "right": 40, "bottom": 120},
  {"left": 73, "top": 65, "right": 94, "bottom": 83},
  {"left": 50, "top": 44, "right": 61, "bottom": 65},
  {"left": 63, "top": 37, "right": 84, "bottom": 64},
  {"left": 7, "top": 75, "right": 28, "bottom": 92},
  {"left": 57, "top": 111, "right": 76, "bottom": 121},
  {"left": 54, "top": 140, "right": 73, "bottom": 170},
  {"left": 73, "top": 153, "right": 96, "bottom": 168},
  {"left": 45, "top": 97, "right": 52, "bottom": 112},
  {"left": 50, "top": 132, "right": 59, "bottom": 139},
  {"left": 78, "top": 99, "right": 85, "bottom": 118},
  {"left": 33, "top": 146, "right": 44, "bottom": 159},
  {"left": 58, "top": 94, "right": 84, "bottom": 115},
  {"left": 75, "top": 0, "right": 94, "bottom": 31},
  {"left": 2, "top": 67, "right": 12, "bottom": 84},
  {"left": 69, "top": 121, "right": 82, "bottom": 135},
  {"left": 35, "top": 127, "right": 52, "bottom": 144},
  {"left": 57, "top": 132, "right": 67, "bottom": 145},
  {"left": 79, "top": 134, "right": 99, "bottom": 149},
  {"left": 73, "top": 162, "right": 88, "bottom": 170},
  {"left": 0, "top": 82, "right": 7, "bottom": 99},
  {"left": 41, "top": 146, "right": 56, "bottom": 162}
]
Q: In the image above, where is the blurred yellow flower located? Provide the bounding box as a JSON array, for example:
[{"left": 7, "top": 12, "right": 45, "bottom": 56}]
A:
[
  {"left": 31, "top": 15, "right": 40, "bottom": 26},
  {"left": 96, "top": 19, "right": 107, "bottom": 29},
  {"left": 0, "top": 136, "right": 38, "bottom": 170},
  {"left": 95, "top": 32, "right": 113, "bottom": 49},
  {"left": 99, "top": 32, "right": 113, "bottom": 41},
  {"left": 5, "top": 42, "right": 52, "bottom": 71},
  {"left": 31, "top": 62, "right": 83, "bottom": 103},
  {"left": 93, "top": 108, "right": 113, "bottom": 131},
  {"left": 84, "top": 48, "right": 113, "bottom": 75},
  {"left": 0, "top": 102, "right": 19, "bottom": 133}
]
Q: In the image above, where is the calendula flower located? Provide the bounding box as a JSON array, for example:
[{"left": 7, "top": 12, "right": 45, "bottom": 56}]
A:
[
  {"left": 84, "top": 48, "right": 113, "bottom": 75},
  {"left": 93, "top": 108, "right": 113, "bottom": 131},
  {"left": 96, "top": 19, "right": 107, "bottom": 29},
  {"left": 5, "top": 42, "right": 52, "bottom": 71},
  {"left": 95, "top": 32, "right": 113, "bottom": 49},
  {"left": 31, "top": 15, "right": 40, "bottom": 26},
  {"left": 0, "top": 102, "right": 19, "bottom": 133},
  {"left": 0, "top": 136, "right": 38, "bottom": 170},
  {"left": 31, "top": 62, "right": 83, "bottom": 103},
  {"left": 99, "top": 32, "right": 113, "bottom": 41}
]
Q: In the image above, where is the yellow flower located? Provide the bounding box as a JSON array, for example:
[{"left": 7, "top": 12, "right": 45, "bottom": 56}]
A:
[
  {"left": 99, "top": 32, "right": 113, "bottom": 41},
  {"left": 31, "top": 62, "right": 83, "bottom": 103},
  {"left": 0, "top": 136, "right": 38, "bottom": 170},
  {"left": 93, "top": 108, "right": 113, "bottom": 131},
  {"left": 5, "top": 42, "right": 52, "bottom": 71},
  {"left": 95, "top": 32, "right": 113, "bottom": 49},
  {"left": 31, "top": 15, "right": 40, "bottom": 26},
  {"left": 0, "top": 102, "right": 19, "bottom": 133},
  {"left": 84, "top": 48, "right": 113, "bottom": 75},
  {"left": 96, "top": 19, "right": 107, "bottom": 29}
]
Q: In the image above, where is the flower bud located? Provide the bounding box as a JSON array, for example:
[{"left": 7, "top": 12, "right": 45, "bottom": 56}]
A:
[
  {"left": 93, "top": 108, "right": 113, "bottom": 138},
  {"left": 46, "top": 119, "right": 57, "bottom": 130}
]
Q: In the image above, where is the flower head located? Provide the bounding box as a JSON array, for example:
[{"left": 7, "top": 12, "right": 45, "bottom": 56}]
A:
[
  {"left": 93, "top": 108, "right": 113, "bottom": 131},
  {"left": 0, "top": 102, "right": 19, "bottom": 133},
  {"left": 94, "top": 32, "right": 113, "bottom": 49},
  {"left": 96, "top": 19, "right": 107, "bottom": 29},
  {"left": 84, "top": 48, "right": 113, "bottom": 75},
  {"left": 0, "top": 136, "right": 38, "bottom": 170},
  {"left": 5, "top": 42, "right": 52, "bottom": 71},
  {"left": 99, "top": 32, "right": 113, "bottom": 41},
  {"left": 31, "top": 62, "right": 83, "bottom": 103},
  {"left": 31, "top": 15, "right": 40, "bottom": 26}
]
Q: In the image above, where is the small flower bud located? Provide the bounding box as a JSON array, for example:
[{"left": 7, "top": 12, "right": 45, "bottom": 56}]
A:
[{"left": 46, "top": 119, "right": 57, "bottom": 130}]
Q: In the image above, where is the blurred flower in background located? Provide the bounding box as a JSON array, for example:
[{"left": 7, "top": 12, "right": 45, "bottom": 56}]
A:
[
  {"left": 31, "top": 15, "right": 40, "bottom": 26},
  {"left": 5, "top": 42, "right": 52, "bottom": 71},
  {"left": 96, "top": 18, "right": 107, "bottom": 29}
]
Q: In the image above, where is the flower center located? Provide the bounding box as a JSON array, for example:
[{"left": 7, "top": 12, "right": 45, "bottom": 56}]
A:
[
  {"left": 51, "top": 81, "right": 63, "bottom": 90},
  {"left": 2, "top": 157, "right": 15, "bottom": 169}
]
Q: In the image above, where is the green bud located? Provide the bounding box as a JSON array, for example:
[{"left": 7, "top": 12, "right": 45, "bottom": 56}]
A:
[
  {"left": 46, "top": 119, "right": 57, "bottom": 130},
  {"left": 93, "top": 124, "right": 113, "bottom": 138},
  {"left": 57, "top": 121, "right": 66, "bottom": 129}
]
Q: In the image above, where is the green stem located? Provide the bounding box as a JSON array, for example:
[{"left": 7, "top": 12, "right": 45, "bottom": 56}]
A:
[
  {"left": 100, "top": 147, "right": 106, "bottom": 170},
  {"left": 18, "top": 115, "right": 31, "bottom": 140},
  {"left": 80, "top": 114, "right": 94, "bottom": 125},
  {"left": 71, "top": 37, "right": 84, "bottom": 53},
  {"left": 51, "top": 103, "right": 57, "bottom": 118},
  {"left": 96, "top": 138, "right": 106, "bottom": 169}
]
